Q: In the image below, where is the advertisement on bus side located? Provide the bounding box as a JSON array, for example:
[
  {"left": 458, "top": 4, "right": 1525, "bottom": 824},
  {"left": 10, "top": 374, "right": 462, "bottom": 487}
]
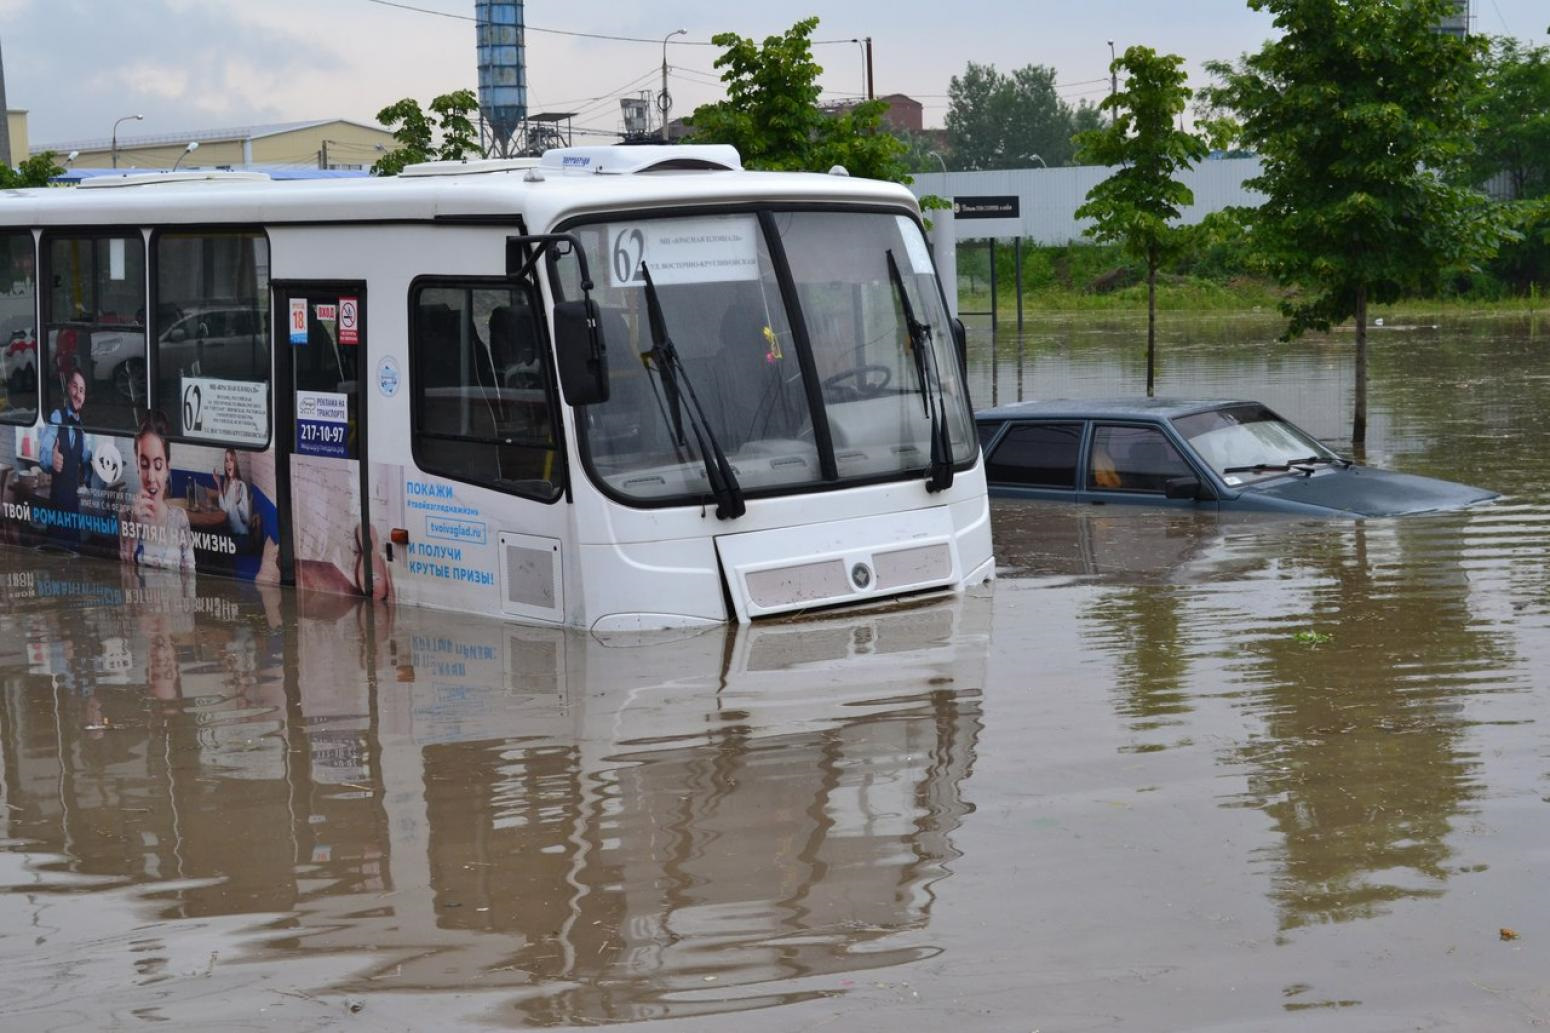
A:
[{"left": 1, "top": 405, "right": 280, "bottom": 582}]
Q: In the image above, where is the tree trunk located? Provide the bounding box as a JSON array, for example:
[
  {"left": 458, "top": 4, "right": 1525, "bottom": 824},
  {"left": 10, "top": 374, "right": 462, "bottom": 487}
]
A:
[
  {"left": 1353, "top": 284, "right": 1368, "bottom": 450},
  {"left": 1146, "top": 251, "right": 1157, "bottom": 398}
]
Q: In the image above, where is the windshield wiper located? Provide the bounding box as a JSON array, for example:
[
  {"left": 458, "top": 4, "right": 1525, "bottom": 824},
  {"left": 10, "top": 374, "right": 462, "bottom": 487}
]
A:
[
  {"left": 886, "top": 250, "right": 953, "bottom": 493},
  {"left": 1223, "top": 455, "right": 1352, "bottom": 477},
  {"left": 639, "top": 263, "right": 745, "bottom": 520}
]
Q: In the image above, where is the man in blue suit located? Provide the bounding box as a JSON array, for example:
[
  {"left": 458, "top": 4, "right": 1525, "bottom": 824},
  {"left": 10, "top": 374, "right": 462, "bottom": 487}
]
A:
[{"left": 39, "top": 365, "right": 92, "bottom": 516}]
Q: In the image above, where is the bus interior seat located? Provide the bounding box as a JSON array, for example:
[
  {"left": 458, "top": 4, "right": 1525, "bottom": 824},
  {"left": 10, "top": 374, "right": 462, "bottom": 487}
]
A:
[
  {"left": 488, "top": 303, "right": 538, "bottom": 387},
  {"left": 415, "top": 302, "right": 501, "bottom": 436}
]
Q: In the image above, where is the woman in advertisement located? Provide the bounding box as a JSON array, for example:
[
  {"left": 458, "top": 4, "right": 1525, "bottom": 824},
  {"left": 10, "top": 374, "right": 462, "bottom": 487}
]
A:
[
  {"left": 119, "top": 409, "right": 194, "bottom": 572},
  {"left": 212, "top": 448, "right": 251, "bottom": 539}
]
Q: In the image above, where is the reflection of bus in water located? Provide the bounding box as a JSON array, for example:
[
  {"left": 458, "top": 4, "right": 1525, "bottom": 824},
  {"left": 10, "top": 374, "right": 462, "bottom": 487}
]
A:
[
  {"left": 0, "top": 145, "right": 992, "bottom": 629},
  {"left": 0, "top": 562, "right": 990, "bottom": 1024}
]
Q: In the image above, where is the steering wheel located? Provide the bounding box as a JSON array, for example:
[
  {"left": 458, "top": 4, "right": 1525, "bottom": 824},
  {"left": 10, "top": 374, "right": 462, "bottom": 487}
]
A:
[{"left": 822, "top": 364, "right": 892, "bottom": 400}]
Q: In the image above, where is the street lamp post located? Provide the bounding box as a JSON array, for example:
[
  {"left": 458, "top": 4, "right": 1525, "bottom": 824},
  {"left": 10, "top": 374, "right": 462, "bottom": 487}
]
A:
[
  {"left": 172, "top": 141, "right": 199, "bottom": 171},
  {"left": 660, "top": 28, "right": 687, "bottom": 140},
  {"left": 111, "top": 114, "right": 143, "bottom": 169}
]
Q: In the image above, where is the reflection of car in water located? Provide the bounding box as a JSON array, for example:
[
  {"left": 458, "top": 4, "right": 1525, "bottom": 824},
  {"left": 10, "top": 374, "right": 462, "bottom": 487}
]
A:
[
  {"left": 978, "top": 398, "right": 1498, "bottom": 517},
  {"left": 89, "top": 305, "right": 266, "bottom": 402}
]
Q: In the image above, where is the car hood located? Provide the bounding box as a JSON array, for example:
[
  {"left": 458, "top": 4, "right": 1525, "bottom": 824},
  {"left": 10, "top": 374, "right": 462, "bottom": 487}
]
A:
[{"left": 1243, "top": 465, "right": 1498, "bottom": 516}]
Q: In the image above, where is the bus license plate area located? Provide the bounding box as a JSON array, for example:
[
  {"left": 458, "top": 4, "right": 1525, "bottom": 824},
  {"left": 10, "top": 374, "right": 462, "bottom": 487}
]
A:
[{"left": 716, "top": 508, "right": 958, "bottom": 620}]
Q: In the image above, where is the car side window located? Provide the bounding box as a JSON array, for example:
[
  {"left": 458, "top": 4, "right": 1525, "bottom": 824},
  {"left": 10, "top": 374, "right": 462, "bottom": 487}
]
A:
[
  {"left": 987, "top": 421, "right": 1082, "bottom": 489},
  {"left": 1089, "top": 424, "right": 1193, "bottom": 493}
]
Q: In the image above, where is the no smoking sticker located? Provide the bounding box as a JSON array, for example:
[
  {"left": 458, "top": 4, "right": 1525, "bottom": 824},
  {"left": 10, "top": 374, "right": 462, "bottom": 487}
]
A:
[{"left": 339, "top": 296, "right": 359, "bottom": 345}]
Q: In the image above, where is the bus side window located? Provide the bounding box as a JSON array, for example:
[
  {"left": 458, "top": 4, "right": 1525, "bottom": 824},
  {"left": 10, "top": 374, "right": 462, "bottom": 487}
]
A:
[
  {"left": 153, "top": 231, "right": 270, "bottom": 445},
  {"left": 0, "top": 231, "right": 38, "bottom": 426},
  {"left": 410, "top": 282, "right": 561, "bottom": 502},
  {"left": 41, "top": 233, "right": 147, "bottom": 435}
]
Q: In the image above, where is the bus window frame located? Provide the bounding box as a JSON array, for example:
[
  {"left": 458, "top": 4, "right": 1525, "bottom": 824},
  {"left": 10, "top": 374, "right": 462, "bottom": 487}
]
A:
[
  {"left": 546, "top": 200, "right": 981, "bottom": 512},
  {"left": 0, "top": 228, "right": 40, "bottom": 427},
  {"left": 38, "top": 225, "right": 150, "bottom": 437},
  {"left": 406, "top": 272, "right": 566, "bottom": 505},
  {"left": 148, "top": 224, "right": 274, "bottom": 452}
]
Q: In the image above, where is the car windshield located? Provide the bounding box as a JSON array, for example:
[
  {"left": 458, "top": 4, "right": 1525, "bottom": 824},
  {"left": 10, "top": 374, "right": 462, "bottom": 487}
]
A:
[
  {"left": 557, "top": 209, "right": 976, "bottom": 503},
  {"left": 1172, "top": 404, "right": 1338, "bottom": 484}
]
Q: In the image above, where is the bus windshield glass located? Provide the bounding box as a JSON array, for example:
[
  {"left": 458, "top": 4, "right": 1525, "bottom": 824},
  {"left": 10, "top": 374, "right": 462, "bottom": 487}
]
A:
[{"left": 559, "top": 209, "right": 976, "bottom": 504}]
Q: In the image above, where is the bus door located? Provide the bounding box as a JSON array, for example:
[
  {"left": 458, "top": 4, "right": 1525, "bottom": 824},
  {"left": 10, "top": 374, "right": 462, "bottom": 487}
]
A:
[{"left": 271, "top": 282, "right": 379, "bottom": 598}]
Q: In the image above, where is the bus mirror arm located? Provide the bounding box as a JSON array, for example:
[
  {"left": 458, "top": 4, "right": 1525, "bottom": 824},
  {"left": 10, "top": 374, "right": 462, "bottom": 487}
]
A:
[
  {"left": 505, "top": 233, "right": 594, "bottom": 291},
  {"left": 508, "top": 234, "right": 609, "bottom": 406}
]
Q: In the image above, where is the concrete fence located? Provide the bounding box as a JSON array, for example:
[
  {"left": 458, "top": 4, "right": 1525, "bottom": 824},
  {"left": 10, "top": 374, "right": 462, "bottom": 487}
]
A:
[{"left": 909, "top": 157, "right": 1266, "bottom": 244}]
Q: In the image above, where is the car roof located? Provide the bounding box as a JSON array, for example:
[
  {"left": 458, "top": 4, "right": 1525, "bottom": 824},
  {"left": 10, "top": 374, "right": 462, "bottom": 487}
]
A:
[{"left": 975, "top": 397, "right": 1257, "bottom": 422}]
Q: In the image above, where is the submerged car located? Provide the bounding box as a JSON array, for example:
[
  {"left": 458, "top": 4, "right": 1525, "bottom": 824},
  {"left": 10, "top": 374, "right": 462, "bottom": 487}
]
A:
[{"left": 976, "top": 398, "right": 1497, "bottom": 517}]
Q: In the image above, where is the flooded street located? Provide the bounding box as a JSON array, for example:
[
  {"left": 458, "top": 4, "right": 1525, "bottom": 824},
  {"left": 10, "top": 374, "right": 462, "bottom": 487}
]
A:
[{"left": 5, "top": 312, "right": 1550, "bottom": 1030}]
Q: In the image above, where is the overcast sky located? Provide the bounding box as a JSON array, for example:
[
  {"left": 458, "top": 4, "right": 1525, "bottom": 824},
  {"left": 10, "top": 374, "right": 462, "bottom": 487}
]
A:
[{"left": 6, "top": 0, "right": 1546, "bottom": 154}]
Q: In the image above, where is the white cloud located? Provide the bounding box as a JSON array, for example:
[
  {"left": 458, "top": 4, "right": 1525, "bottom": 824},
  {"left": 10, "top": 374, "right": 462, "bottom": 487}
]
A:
[{"left": 116, "top": 63, "right": 192, "bottom": 103}]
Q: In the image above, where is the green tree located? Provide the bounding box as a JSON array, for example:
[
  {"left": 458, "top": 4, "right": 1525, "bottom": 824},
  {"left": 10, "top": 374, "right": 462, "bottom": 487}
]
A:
[
  {"left": 1068, "top": 99, "right": 1104, "bottom": 154},
  {"left": 685, "top": 17, "right": 909, "bottom": 182},
  {"left": 897, "top": 128, "right": 947, "bottom": 173},
  {"left": 430, "top": 88, "right": 482, "bottom": 162},
  {"left": 1461, "top": 37, "right": 1550, "bottom": 200},
  {"left": 946, "top": 62, "right": 1078, "bottom": 169},
  {"left": 373, "top": 98, "right": 435, "bottom": 176},
  {"left": 1203, "top": 0, "right": 1505, "bottom": 446},
  {"left": 0, "top": 151, "right": 64, "bottom": 188},
  {"left": 373, "top": 90, "right": 485, "bottom": 176},
  {"left": 1075, "top": 46, "right": 1207, "bottom": 396}
]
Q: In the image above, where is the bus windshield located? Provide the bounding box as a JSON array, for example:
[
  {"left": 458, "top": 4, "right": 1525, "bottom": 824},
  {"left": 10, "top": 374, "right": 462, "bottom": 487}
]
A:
[{"left": 559, "top": 209, "right": 977, "bottom": 504}]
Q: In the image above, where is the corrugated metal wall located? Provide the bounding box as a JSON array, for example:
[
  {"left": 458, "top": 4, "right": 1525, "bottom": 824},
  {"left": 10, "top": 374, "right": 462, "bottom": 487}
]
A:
[{"left": 909, "top": 157, "right": 1266, "bottom": 243}]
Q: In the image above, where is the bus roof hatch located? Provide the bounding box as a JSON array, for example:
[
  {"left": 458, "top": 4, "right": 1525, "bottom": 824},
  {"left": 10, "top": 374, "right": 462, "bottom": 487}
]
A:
[{"left": 537, "top": 145, "right": 742, "bottom": 176}]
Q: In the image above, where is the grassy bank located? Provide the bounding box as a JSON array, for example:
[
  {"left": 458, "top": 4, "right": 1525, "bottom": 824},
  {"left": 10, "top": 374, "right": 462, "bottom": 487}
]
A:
[
  {"left": 959, "top": 281, "right": 1548, "bottom": 318},
  {"left": 954, "top": 240, "right": 1548, "bottom": 318}
]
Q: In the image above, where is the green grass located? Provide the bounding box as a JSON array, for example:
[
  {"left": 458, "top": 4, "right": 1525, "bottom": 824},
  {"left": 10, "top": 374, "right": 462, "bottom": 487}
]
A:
[
  {"left": 953, "top": 242, "right": 1548, "bottom": 318},
  {"left": 958, "top": 280, "right": 1547, "bottom": 318}
]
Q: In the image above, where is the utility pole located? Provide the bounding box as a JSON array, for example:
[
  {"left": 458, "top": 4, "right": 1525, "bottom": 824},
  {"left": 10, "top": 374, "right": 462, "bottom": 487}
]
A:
[
  {"left": 1107, "top": 40, "right": 1118, "bottom": 125},
  {"left": 660, "top": 28, "right": 686, "bottom": 141},
  {"left": 318, "top": 140, "right": 329, "bottom": 170},
  {"left": 865, "top": 36, "right": 875, "bottom": 101}
]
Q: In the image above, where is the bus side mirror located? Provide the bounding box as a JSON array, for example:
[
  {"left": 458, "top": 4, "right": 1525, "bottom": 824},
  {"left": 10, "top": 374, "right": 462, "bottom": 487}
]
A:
[{"left": 553, "top": 299, "right": 610, "bottom": 406}]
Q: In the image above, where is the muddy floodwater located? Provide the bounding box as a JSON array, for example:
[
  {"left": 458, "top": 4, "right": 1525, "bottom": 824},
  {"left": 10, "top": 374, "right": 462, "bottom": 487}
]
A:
[{"left": 4, "top": 313, "right": 1550, "bottom": 1031}]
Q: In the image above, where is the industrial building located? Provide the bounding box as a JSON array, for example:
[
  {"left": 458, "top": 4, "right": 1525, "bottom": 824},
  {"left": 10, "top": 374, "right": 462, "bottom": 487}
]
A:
[{"left": 30, "top": 118, "right": 396, "bottom": 171}]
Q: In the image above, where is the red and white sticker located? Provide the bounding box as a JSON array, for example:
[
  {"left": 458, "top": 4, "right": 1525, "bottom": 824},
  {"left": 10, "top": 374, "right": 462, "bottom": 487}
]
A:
[
  {"left": 338, "top": 296, "right": 359, "bottom": 345},
  {"left": 288, "top": 297, "right": 308, "bottom": 344},
  {"left": 314, "top": 303, "right": 337, "bottom": 322}
]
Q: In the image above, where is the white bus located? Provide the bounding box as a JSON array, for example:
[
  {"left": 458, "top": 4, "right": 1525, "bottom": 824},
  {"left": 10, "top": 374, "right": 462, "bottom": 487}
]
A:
[{"left": 0, "top": 145, "right": 993, "bottom": 630}]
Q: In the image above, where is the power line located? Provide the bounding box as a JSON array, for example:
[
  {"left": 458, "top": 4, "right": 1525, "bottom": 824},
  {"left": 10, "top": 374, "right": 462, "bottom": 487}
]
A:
[
  {"left": 566, "top": 67, "right": 662, "bottom": 121},
  {"left": 360, "top": 0, "right": 859, "bottom": 47}
]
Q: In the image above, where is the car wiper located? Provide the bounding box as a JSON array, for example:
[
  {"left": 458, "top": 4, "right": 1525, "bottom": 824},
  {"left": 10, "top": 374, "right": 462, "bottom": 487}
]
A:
[
  {"left": 639, "top": 263, "right": 745, "bottom": 520},
  {"left": 1289, "top": 454, "right": 1353, "bottom": 468},
  {"left": 1222, "top": 461, "right": 1315, "bottom": 476},
  {"left": 886, "top": 250, "right": 953, "bottom": 493}
]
